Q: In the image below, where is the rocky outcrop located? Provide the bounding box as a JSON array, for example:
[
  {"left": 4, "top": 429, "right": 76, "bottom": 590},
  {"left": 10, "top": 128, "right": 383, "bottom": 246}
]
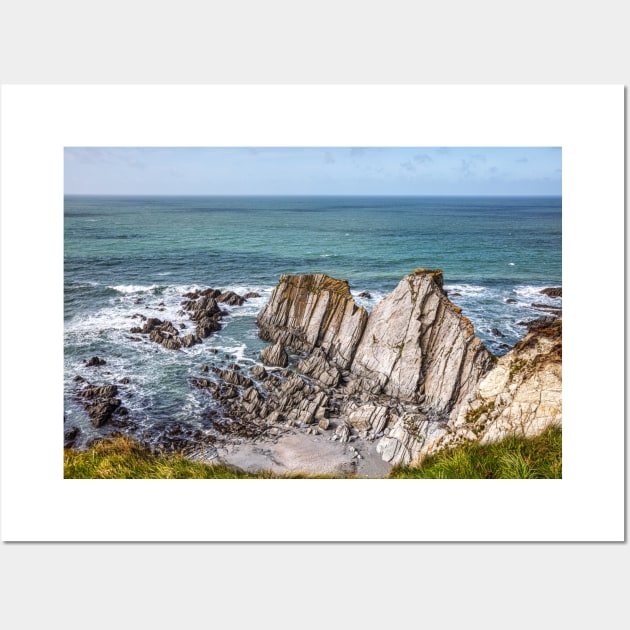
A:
[
  {"left": 257, "top": 274, "right": 368, "bottom": 370},
  {"left": 204, "top": 270, "right": 561, "bottom": 468},
  {"left": 84, "top": 356, "right": 106, "bottom": 367},
  {"left": 77, "top": 383, "right": 125, "bottom": 427},
  {"left": 540, "top": 287, "right": 562, "bottom": 298},
  {"left": 260, "top": 341, "right": 289, "bottom": 367},
  {"left": 348, "top": 269, "right": 493, "bottom": 414}
]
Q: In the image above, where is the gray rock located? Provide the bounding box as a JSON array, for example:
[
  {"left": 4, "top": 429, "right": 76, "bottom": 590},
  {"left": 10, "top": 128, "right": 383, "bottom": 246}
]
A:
[{"left": 260, "top": 341, "right": 289, "bottom": 368}]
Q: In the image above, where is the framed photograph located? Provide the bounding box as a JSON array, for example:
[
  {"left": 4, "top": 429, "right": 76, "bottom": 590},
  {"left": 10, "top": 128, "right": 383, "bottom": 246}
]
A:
[{"left": 0, "top": 85, "right": 624, "bottom": 541}]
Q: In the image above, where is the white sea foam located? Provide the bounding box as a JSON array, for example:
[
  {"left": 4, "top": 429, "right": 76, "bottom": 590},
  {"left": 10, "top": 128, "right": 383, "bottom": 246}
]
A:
[
  {"left": 109, "top": 284, "right": 161, "bottom": 294},
  {"left": 513, "top": 284, "right": 562, "bottom": 304},
  {"left": 444, "top": 284, "right": 491, "bottom": 298}
]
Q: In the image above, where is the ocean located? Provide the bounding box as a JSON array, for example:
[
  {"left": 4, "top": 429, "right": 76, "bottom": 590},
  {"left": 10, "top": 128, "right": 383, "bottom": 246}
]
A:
[{"left": 64, "top": 195, "right": 562, "bottom": 450}]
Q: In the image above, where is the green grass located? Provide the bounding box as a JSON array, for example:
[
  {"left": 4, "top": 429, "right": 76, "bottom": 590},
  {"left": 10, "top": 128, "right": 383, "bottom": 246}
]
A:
[
  {"left": 64, "top": 435, "right": 342, "bottom": 479},
  {"left": 65, "top": 427, "right": 562, "bottom": 479},
  {"left": 390, "top": 425, "right": 562, "bottom": 479}
]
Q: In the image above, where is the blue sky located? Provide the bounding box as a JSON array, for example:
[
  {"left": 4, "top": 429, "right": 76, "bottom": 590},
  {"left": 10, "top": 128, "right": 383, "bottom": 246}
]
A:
[{"left": 64, "top": 147, "right": 561, "bottom": 196}]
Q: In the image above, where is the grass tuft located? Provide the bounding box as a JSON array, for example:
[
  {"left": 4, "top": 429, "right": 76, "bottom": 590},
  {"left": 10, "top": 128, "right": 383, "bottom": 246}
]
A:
[{"left": 389, "top": 425, "right": 562, "bottom": 479}]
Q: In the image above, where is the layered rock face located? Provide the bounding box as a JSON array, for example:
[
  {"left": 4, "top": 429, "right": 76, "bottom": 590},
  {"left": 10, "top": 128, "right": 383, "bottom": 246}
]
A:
[
  {"left": 222, "top": 270, "right": 561, "bottom": 467},
  {"left": 257, "top": 274, "right": 368, "bottom": 370},
  {"left": 349, "top": 269, "right": 493, "bottom": 412}
]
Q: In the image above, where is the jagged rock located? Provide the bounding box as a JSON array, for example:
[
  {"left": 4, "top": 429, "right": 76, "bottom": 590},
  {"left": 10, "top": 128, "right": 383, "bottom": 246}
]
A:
[
  {"left": 517, "top": 316, "right": 557, "bottom": 332},
  {"left": 73, "top": 375, "right": 85, "bottom": 383},
  {"left": 335, "top": 421, "right": 352, "bottom": 443},
  {"left": 297, "top": 348, "right": 341, "bottom": 387},
  {"left": 191, "top": 377, "right": 216, "bottom": 390},
  {"left": 64, "top": 426, "right": 81, "bottom": 448},
  {"left": 250, "top": 365, "right": 268, "bottom": 380},
  {"left": 260, "top": 342, "right": 289, "bottom": 368},
  {"left": 216, "top": 290, "right": 245, "bottom": 306},
  {"left": 76, "top": 383, "right": 123, "bottom": 427},
  {"left": 257, "top": 273, "right": 368, "bottom": 370},
  {"left": 85, "top": 356, "right": 106, "bottom": 367},
  {"left": 380, "top": 321, "right": 563, "bottom": 465},
  {"left": 531, "top": 303, "right": 563, "bottom": 315},
  {"left": 346, "top": 403, "right": 390, "bottom": 436},
  {"left": 211, "top": 367, "right": 253, "bottom": 389},
  {"left": 377, "top": 412, "right": 432, "bottom": 465},
  {"left": 119, "top": 377, "right": 130, "bottom": 384},
  {"left": 181, "top": 334, "right": 200, "bottom": 347},
  {"left": 78, "top": 384, "right": 119, "bottom": 399},
  {"left": 211, "top": 270, "right": 561, "bottom": 469},
  {"left": 86, "top": 398, "right": 121, "bottom": 427},
  {"left": 349, "top": 269, "right": 493, "bottom": 412},
  {"left": 540, "top": 287, "right": 562, "bottom": 298}
]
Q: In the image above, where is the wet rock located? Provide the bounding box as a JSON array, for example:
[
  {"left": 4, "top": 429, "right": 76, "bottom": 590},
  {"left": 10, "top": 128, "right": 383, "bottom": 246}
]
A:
[
  {"left": 228, "top": 363, "right": 241, "bottom": 371},
  {"left": 358, "top": 291, "right": 372, "bottom": 298},
  {"left": 211, "top": 367, "right": 253, "bottom": 389},
  {"left": 86, "top": 398, "right": 122, "bottom": 427},
  {"left": 85, "top": 356, "right": 106, "bottom": 367},
  {"left": 260, "top": 342, "right": 289, "bottom": 368},
  {"left": 504, "top": 298, "right": 517, "bottom": 303},
  {"left": 180, "top": 334, "right": 200, "bottom": 347},
  {"left": 531, "top": 303, "right": 562, "bottom": 315},
  {"left": 64, "top": 426, "right": 81, "bottom": 448},
  {"left": 243, "top": 292, "right": 261, "bottom": 299},
  {"left": 216, "top": 290, "right": 245, "bottom": 306},
  {"left": 78, "top": 384, "right": 119, "bottom": 400},
  {"left": 191, "top": 377, "right": 217, "bottom": 391},
  {"left": 73, "top": 375, "right": 85, "bottom": 383},
  {"left": 540, "top": 287, "right": 562, "bottom": 298},
  {"left": 119, "top": 377, "right": 130, "bottom": 384},
  {"left": 200, "top": 364, "right": 209, "bottom": 373},
  {"left": 491, "top": 327, "right": 505, "bottom": 338},
  {"left": 517, "top": 316, "right": 557, "bottom": 332}
]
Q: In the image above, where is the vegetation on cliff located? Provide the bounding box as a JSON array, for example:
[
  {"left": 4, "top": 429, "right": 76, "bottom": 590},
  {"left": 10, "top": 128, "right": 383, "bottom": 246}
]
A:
[
  {"left": 390, "top": 425, "right": 561, "bottom": 479},
  {"left": 64, "top": 427, "right": 561, "bottom": 479}
]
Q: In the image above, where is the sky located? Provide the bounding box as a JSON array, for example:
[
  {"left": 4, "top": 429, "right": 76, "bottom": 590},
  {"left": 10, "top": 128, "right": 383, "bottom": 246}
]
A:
[{"left": 64, "top": 147, "right": 562, "bottom": 196}]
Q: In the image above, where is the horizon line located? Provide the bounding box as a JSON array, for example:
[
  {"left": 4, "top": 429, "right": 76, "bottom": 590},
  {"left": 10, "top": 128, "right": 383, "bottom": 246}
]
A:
[{"left": 64, "top": 193, "right": 562, "bottom": 198}]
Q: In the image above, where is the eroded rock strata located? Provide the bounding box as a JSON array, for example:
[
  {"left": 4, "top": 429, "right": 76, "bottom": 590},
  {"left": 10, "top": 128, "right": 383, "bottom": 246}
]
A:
[{"left": 223, "top": 270, "right": 562, "bottom": 467}]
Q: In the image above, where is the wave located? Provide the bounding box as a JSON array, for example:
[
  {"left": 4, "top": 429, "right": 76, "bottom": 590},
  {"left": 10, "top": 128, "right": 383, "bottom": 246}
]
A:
[{"left": 109, "top": 284, "right": 163, "bottom": 294}]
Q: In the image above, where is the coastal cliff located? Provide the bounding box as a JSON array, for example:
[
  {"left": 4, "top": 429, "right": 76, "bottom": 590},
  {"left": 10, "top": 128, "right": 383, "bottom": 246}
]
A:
[{"left": 228, "top": 270, "right": 563, "bottom": 467}]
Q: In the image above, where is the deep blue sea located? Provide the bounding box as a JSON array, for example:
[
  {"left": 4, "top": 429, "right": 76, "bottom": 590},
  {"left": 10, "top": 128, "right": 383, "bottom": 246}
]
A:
[{"left": 64, "top": 195, "right": 561, "bottom": 448}]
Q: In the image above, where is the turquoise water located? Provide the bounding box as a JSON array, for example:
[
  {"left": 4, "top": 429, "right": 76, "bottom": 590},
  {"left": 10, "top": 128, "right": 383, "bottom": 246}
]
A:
[{"left": 64, "top": 195, "right": 561, "bottom": 447}]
